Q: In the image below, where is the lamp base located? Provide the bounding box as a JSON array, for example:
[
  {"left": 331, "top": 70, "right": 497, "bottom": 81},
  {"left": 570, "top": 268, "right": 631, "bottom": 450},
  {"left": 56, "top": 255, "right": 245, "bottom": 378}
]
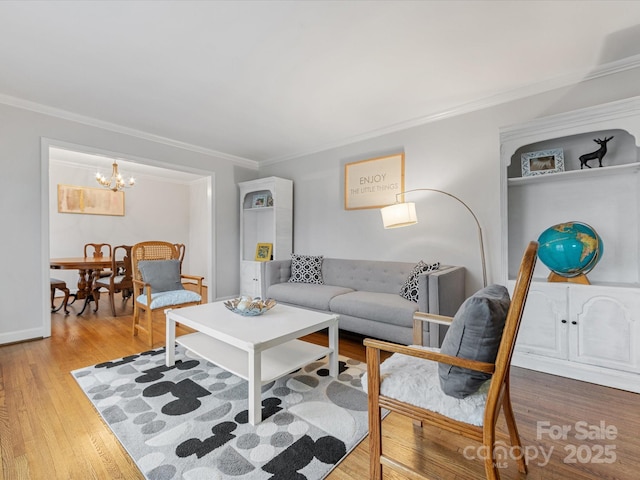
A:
[{"left": 547, "top": 272, "right": 590, "bottom": 285}]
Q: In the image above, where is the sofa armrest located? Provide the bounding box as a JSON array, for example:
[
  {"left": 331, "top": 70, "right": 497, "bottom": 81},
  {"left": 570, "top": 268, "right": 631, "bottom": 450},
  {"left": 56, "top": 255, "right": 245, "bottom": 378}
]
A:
[
  {"left": 261, "top": 259, "right": 292, "bottom": 296},
  {"left": 417, "top": 265, "right": 466, "bottom": 347}
]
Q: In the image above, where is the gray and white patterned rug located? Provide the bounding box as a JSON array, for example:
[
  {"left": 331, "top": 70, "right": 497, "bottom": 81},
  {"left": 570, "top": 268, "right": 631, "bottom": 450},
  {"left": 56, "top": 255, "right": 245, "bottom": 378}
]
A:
[{"left": 72, "top": 345, "right": 370, "bottom": 480}]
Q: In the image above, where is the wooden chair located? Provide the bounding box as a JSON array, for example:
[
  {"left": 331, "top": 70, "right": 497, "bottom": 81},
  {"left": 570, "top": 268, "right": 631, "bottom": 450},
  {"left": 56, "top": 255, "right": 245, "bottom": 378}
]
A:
[
  {"left": 131, "top": 241, "right": 204, "bottom": 346},
  {"left": 50, "top": 278, "right": 70, "bottom": 315},
  {"left": 174, "top": 243, "right": 186, "bottom": 271},
  {"left": 364, "top": 241, "right": 538, "bottom": 480},
  {"left": 84, "top": 242, "right": 112, "bottom": 279},
  {"left": 93, "top": 245, "right": 133, "bottom": 317}
]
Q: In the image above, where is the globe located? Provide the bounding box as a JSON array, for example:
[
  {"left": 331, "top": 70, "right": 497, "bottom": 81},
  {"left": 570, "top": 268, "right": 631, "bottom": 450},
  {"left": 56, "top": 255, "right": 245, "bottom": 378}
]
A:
[{"left": 537, "top": 222, "right": 603, "bottom": 278}]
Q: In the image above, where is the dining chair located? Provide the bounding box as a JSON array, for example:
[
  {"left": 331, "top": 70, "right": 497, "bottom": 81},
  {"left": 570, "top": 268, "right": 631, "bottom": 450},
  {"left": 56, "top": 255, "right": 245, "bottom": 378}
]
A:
[
  {"left": 174, "top": 243, "right": 186, "bottom": 271},
  {"left": 84, "top": 242, "right": 113, "bottom": 279},
  {"left": 93, "top": 245, "right": 133, "bottom": 317},
  {"left": 364, "top": 241, "right": 538, "bottom": 480},
  {"left": 50, "top": 278, "right": 70, "bottom": 315},
  {"left": 131, "top": 241, "right": 204, "bottom": 346}
]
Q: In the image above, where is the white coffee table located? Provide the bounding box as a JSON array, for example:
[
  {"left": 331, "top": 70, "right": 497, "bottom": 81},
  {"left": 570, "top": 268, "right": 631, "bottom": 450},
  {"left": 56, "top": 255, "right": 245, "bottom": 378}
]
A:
[{"left": 165, "top": 302, "right": 339, "bottom": 425}]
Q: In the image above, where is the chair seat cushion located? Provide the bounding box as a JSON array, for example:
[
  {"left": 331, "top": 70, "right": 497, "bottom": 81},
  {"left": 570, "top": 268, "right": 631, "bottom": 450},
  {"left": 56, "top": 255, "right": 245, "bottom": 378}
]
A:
[
  {"left": 363, "top": 346, "right": 489, "bottom": 426},
  {"left": 136, "top": 290, "right": 201, "bottom": 309},
  {"left": 95, "top": 275, "right": 126, "bottom": 287}
]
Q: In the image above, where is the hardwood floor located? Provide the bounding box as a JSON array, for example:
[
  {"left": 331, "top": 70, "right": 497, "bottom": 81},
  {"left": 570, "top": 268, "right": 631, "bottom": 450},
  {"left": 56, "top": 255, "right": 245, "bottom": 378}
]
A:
[{"left": 1, "top": 293, "right": 638, "bottom": 479}]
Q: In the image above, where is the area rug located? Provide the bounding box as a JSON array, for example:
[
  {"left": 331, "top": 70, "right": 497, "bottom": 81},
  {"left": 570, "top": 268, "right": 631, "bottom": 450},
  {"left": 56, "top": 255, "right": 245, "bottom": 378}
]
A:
[{"left": 72, "top": 345, "right": 371, "bottom": 480}]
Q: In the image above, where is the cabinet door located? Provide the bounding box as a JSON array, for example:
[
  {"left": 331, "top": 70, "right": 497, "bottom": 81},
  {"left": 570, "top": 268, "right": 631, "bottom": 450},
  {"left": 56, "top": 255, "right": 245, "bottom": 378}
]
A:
[
  {"left": 569, "top": 287, "right": 640, "bottom": 373},
  {"left": 240, "top": 261, "right": 262, "bottom": 298},
  {"left": 515, "top": 283, "right": 568, "bottom": 359}
]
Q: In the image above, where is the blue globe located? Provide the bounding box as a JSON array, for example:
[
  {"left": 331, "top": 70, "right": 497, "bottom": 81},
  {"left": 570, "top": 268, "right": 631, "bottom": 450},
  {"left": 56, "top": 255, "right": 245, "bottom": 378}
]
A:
[{"left": 537, "top": 222, "right": 603, "bottom": 278}]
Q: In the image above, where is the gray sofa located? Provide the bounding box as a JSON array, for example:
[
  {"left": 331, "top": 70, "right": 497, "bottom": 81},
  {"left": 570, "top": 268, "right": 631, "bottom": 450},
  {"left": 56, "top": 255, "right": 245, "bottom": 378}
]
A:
[{"left": 262, "top": 258, "right": 466, "bottom": 346}]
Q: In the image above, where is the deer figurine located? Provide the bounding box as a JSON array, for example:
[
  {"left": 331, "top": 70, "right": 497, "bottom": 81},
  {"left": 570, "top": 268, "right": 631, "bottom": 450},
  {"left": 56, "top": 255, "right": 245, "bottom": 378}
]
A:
[{"left": 579, "top": 136, "right": 614, "bottom": 169}]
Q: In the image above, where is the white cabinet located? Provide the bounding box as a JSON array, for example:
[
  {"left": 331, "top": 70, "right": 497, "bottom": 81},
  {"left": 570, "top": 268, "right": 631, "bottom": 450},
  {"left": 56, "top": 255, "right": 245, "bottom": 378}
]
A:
[
  {"left": 238, "top": 177, "right": 293, "bottom": 298},
  {"left": 512, "top": 282, "right": 640, "bottom": 392},
  {"left": 501, "top": 96, "right": 640, "bottom": 393}
]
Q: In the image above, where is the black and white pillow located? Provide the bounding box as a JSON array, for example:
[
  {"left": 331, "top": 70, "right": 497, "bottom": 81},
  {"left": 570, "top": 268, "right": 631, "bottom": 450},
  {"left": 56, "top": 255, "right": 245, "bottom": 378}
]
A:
[
  {"left": 288, "top": 254, "right": 324, "bottom": 284},
  {"left": 399, "top": 260, "right": 440, "bottom": 302}
]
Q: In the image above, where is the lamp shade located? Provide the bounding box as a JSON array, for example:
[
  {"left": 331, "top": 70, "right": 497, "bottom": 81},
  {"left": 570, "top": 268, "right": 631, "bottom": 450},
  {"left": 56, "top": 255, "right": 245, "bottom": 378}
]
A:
[{"left": 381, "top": 202, "right": 418, "bottom": 229}]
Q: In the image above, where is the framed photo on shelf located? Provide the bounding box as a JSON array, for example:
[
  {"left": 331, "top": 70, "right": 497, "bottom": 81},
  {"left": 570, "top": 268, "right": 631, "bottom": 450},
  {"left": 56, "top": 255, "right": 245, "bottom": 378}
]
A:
[
  {"left": 255, "top": 243, "right": 273, "bottom": 261},
  {"left": 252, "top": 193, "right": 268, "bottom": 208},
  {"left": 521, "top": 149, "right": 564, "bottom": 177}
]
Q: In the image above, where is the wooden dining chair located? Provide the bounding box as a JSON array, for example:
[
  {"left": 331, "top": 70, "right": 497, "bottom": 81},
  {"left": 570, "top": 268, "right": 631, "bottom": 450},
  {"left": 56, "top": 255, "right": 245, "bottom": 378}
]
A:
[
  {"left": 131, "top": 241, "right": 204, "bottom": 346},
  {"left": 364, "top": 241, "right": 538, "bottom": 480},
  {"left": 93, "top": 245, "right": 133, "bottom": 317},
  {"left": 50, "top": 278, "right": 70, "bottom": 315},
  {"left": 84, "top": 243, "right": 113, "bottom": 279},
  {"left": 174, "top": 243, "right": 186, "bottom": 271}
]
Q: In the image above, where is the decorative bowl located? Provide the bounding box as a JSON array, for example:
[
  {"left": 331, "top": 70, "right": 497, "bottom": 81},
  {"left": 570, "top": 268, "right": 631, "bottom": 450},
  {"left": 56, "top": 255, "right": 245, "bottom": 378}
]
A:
[{"left": 224, "top": 296, "right": 276, "bottom": 316}]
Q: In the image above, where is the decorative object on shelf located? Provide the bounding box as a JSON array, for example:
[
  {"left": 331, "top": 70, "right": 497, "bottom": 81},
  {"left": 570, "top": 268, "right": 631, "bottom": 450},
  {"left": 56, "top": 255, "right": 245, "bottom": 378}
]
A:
[
  {"left": 254, "top": 242, "right": 273, "bottom": 261},
  {"left": 57, "top": 184, "right": 125, "bottom": 216},
  {"left": 344, "top": 153, "right": 404, "bottom": 210},
  {"left": 380, "top": 188, "right": 487, "bottom": 287},
  {"left": 521, "top": 148, "right": 564, "bottom": 177},
  {"left": 95, "top": 160, "right": 135, "bottom": 192},
  {"left": 266, "top": 195, "right": 273, "bottom": 207},
  {"left": 537, "top": 221, "right": 603, "bottom": 285},
  {"left": 579, "top": 136, "right": 614, "bottom": 169},
  {"left": 252, "top": 193, "right": 268, "bottom": 208},
  {"left": 224, "top": 296, "right": 276, "bottom": 316}
]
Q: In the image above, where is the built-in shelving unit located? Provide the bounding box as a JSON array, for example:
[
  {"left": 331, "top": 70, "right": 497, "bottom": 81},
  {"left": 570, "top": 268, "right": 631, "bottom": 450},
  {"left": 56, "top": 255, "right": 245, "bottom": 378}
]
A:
[
  {"left": 500, "top": 96, "right": 640, "bottom": 393},
  {"left": 238, "top": 177, "right": 293, "bottom": 298}
]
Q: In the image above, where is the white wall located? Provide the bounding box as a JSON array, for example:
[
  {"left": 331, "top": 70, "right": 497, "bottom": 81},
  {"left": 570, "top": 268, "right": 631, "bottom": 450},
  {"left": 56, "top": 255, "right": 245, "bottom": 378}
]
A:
[
  {"left": 49, "top": 158, "right": 207, "bottom": 289},
  {"left": 0, "top": 102, "right": 256, "bottom": 344},
  {"left": 260, "top": 68, "right": 640, "bottom": 295}
]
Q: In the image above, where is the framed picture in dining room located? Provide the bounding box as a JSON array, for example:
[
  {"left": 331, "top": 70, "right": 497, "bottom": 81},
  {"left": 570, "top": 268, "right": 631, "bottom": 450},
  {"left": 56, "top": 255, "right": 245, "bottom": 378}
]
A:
[
  {"left": 521, "top": 148, "right": 565, "bottom": 177},
  {"left": 57, "top": 184, "right": 125, "bottom": 216}
]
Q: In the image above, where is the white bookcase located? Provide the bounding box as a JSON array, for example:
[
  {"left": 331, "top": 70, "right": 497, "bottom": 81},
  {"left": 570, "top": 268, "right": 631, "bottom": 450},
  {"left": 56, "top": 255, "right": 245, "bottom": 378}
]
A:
[
  {"left": 238, "top": 177, "right": 293, "bottom": 298},
  {"left": 500, "top": 97, "right": 640, "bottom": 393}
]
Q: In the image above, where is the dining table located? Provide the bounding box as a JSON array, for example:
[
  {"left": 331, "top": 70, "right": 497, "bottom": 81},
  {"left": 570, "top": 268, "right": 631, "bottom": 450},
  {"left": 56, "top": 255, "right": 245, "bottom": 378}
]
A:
[{"left": 50, "top": 256, "right": 115, "bottom": 315}]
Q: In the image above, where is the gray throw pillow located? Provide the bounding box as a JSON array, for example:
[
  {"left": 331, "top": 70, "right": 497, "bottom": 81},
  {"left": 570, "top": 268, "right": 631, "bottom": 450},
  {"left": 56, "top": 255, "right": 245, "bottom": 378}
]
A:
[
  {"left": 438, "top": 284, "right": 510, "bottom": 399},
  {"left": 288, "top": 254, "right": 324, "bottom": 284},
  {"left": 138, "top": 259, "right": 184, "bottom": 292},
  {"left": 399, "top": 261, "right": 440, "bottom": 302}
]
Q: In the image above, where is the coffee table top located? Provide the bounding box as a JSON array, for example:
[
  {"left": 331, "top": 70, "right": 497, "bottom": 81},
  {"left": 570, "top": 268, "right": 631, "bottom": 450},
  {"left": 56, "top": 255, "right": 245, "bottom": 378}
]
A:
[{"left": 166, "top": 301, "right": 338, "bottom": 351}]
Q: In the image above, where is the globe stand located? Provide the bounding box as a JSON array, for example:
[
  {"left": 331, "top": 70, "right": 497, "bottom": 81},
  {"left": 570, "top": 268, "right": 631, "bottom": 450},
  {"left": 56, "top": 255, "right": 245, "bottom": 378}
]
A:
[{"left": 547, "top": 272, "right": 590, "bottom": 285}]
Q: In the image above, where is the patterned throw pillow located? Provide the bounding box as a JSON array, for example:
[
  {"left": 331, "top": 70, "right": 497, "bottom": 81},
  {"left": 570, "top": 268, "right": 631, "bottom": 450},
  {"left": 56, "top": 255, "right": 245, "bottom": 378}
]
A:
[
  {"left": 399, "top": 261, "right": 440, "bottom": 302},
  {"left": 288, "top": 254, "right": 324, "bottom": 284}
]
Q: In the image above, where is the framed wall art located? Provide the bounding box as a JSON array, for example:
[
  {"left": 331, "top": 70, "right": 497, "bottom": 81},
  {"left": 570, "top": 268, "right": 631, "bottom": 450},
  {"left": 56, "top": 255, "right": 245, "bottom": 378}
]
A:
[
  {"left": 521, "top": 149, "right": 564, "bottom": 177},
  {"left": 344, "top": 153, "right": 405, "bottom": 210},
  {"left": 57, "top": 184, "right": 125, "bottom": 216},
  {"left": 255, "top": 243, "right": 273, "bottom": 261}
]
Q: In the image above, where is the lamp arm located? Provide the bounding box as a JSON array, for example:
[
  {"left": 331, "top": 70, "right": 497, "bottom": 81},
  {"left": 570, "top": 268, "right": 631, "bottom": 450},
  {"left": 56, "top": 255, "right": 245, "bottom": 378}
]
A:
[{"left": 396, "top": 189, "right": 487, "bottom": 287}]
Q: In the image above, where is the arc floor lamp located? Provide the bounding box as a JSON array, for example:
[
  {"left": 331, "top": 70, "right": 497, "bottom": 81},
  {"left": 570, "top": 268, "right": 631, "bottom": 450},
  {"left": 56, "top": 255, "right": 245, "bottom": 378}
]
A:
[{"left": 380, "top": 188, "right": 488, "bottom": 288}]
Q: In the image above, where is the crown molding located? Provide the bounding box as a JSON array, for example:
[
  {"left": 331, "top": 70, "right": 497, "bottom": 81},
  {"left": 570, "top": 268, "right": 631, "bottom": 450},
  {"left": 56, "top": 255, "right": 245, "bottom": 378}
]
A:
[
  {"left": 0, "top": 93, "right": 259, "bottom": 170},
  {"left": 262, "top": 54, "right": 640, "bottom": 166}
]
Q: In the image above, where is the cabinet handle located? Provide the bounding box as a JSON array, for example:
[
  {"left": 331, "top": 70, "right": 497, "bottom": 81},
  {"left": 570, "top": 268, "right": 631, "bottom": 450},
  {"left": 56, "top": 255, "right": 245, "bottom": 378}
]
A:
[
  {"left": 561, "top": 319, "right": 567, "bottom": 324},
  {"left": 571, "top": 321, "right": 577, "bottom": 325}
]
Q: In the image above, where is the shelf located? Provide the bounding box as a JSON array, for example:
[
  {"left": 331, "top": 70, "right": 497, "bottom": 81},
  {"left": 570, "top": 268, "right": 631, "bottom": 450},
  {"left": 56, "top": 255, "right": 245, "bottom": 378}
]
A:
[
  {"left": 508, "top": 162, "right": 640, "bottom": 186},
  {"left": 243, "top": 206, "right": 274, "bottom": 211}
]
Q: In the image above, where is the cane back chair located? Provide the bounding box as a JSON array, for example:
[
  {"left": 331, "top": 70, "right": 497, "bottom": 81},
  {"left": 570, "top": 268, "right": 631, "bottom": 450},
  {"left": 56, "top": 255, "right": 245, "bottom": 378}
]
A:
[
  {"left": 131, "top": 241, "right": 204, "bottom": 346},
  {"left": 364, "top": 241, "right": 538, "bottom": 480}
]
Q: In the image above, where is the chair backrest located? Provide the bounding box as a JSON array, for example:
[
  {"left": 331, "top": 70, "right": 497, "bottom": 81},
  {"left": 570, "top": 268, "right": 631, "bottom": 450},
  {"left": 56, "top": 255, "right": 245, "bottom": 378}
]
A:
[
  {"left": 112, "top": 245, "right": 133, "bottom": 286},
  {"left": 84, "top": 243, "right": 112, "bottom": 258},
  {"left": 131, "top": 241, "right": 180, "bottom": 283},
  {"left": 174, "top": 243, "right": 186, "bottom": 270},
  {"left": 484, "top": 241, "right": 538, "bottom": 425}
]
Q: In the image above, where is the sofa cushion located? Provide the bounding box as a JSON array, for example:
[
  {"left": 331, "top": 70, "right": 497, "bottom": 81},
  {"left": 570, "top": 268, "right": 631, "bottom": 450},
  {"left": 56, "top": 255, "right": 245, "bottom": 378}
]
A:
[
  {"left": 399, "top": 261, "right": 440, "bottom": 302},
  {"left": 138, "top": 259, "right": 184, "bottom": 293},
  {"left": 268, "top": 282, "right": 354, "bottom": 311},
  {"left": 438, "top": 284, "right": 510, "bottom": 399},
  {"left": 329, "top": 291, "right": 418, "bottom": 328},
  {"left": 288, "top": 254, "right": 324, "bottom": 284}
]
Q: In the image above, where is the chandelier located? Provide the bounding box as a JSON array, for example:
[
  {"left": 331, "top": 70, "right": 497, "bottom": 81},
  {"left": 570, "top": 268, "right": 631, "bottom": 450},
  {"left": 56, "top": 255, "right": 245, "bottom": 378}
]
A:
[{"left": 95, "top": 160, "right": 135, "bottom": 192}]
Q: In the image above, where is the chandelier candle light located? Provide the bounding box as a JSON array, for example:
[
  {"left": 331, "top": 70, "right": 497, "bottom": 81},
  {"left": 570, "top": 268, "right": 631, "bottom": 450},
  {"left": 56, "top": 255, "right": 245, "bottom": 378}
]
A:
[
  {"left": 96, "top": 160, "right": 135, "bottom": 192},
  {"left": 380, "top": 188, "right": 487, "bottom": 287}
]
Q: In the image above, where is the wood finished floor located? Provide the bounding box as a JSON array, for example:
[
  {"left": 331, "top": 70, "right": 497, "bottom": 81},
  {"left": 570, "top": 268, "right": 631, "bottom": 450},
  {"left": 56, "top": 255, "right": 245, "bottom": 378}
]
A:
[{"left": 1, "top": 292, "right": 638, "bottom": 479}]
